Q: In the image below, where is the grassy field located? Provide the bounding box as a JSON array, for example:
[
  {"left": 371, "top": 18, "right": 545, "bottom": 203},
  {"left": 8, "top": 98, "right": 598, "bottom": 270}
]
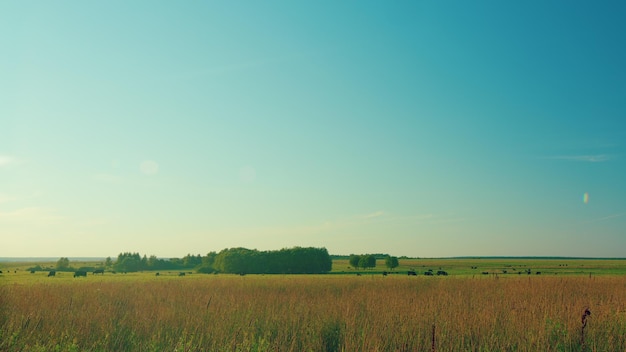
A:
[{"left": 1, "top": 259, "right": 626, "bottom": 351}]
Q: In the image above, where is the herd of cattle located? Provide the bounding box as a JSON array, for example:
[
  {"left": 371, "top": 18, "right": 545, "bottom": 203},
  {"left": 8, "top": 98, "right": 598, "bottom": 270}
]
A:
[
  {"left": 1, "top": 267, "right": 547, "bottom": 277},
  {"left": 39, "top": 269, "right": 191, "bottom": 277}
]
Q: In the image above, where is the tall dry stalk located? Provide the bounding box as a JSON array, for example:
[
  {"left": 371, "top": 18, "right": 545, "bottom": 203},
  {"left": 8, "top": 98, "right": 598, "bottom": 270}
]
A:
[
  {"left": 581, "top": 307, "right": 591, "bottom": 349},
  {"left": 431, "top": 323, "right": 436, "bottom": 352}
]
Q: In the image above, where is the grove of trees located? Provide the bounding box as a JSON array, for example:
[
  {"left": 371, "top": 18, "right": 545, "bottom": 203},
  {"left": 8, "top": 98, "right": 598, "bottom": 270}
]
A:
[
  {"left": 349, "top": 254, "right": 376, "bottom": 270},
  {"left": 213, "top": 247, "right": 332, "bottom": 274},
  {"left": 109, "top": 247, "right": 332, "bottom": 274},
  {"left": 349, "top": 254, "right": 400, "bottom": 271}
]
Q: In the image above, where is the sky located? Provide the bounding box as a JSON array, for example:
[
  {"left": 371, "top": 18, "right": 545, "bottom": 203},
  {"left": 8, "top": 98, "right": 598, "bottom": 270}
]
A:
[{"left": 1, "top": 2, "right": 625, "bottom": 258}]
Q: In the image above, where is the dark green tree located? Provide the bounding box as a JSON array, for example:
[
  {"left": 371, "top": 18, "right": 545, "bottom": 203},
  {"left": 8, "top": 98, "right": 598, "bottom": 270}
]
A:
[
  {"left": 349, "top": 255, "right": 361, "bottom": 269},
  {"left": 385, "top": 256, "right": 399, "bottom": 271},
  {"left": 358, "top": 255, "right": 376, "bottom": 269},
  {"left": 56, "top": 257, "right": 70, "bottom": 271}
]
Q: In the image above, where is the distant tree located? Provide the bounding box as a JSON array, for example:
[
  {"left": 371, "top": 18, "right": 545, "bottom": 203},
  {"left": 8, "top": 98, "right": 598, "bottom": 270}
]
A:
[
  {"left": 56, "top": 257, "right": 70, "bottom": 271},
  {"left": 358, "top": 255, "right": 376, "bottom": 270},
  {"left": 182, "top": 254, "right": 202, "bottom": 267},
  {"left": 114, "top": 252, "right": 143, "bottom": 272},
  {"left": 349, "top": 255, "right": 361, "bottom": 269},
  {"left": 385, "top": 256, "right": 399, "bottom": 271},
  {"left": 365, "top": 255, "right": 376, "bottom": 269},
  {"left": 104, "top": 257, "right": 113, "bottom": 268}
]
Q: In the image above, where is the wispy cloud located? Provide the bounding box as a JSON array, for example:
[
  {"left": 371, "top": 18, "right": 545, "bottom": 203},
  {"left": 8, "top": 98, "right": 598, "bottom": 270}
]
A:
[
  {"left": 543, "top": 154, "right": 611, "bottom": 162},
  {"left": 362, "top": 211, "right": 385, "bottom": 219},
  {"left": 0, "top": 155, "right": 17, "bottom": 167},
  {"left": 0, "top": 207, "right": 65, "bottom": 222},
  {"left": 584, "top": 212, "right": 626, "bottom": 224}
]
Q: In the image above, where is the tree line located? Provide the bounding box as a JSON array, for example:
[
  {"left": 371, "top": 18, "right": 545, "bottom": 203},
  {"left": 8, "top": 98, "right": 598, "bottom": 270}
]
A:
[
  {"left": 40, "top": 247, "right": 333, "bottom": 274},
  {"left": 348, "top": 254, "right": 399, "bottom": 270},
  {"left": 35, "top": 248, "right": 402, "bottom": 274}
]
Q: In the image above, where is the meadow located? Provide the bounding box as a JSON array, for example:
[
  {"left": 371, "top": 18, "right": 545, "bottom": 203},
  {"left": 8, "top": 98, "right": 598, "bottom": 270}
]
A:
[{"left": 1, "top": 259, "right": 626, "bottom": 351}]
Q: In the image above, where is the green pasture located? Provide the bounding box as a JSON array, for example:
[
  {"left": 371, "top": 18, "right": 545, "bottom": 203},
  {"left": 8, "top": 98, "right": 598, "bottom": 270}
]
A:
[
  {"left": 1, "top": 258, "right": 626, "bottom": 285},
  {"left": 333, "top": 258, "right": 626, "bottom": 276}
]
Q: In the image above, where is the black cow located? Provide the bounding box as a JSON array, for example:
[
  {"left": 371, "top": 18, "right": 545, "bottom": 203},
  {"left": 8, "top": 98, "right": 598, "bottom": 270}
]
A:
[
  {"left": 407, "top": 270, "right": 417, "bottom": 276},
  {"left": 178, "top": 272, "right": 186, "bottom": 277},
  {"left": 30, "top": 270, "right": 35, "bottom": 274},
  {"left": 93, "top": 269, "right": 104, "bottom": 275},
  {"left": 382, "top": 271, "right": 388, "bottom": 277},
  {"left": 48, "top": 271, "right": 56, "bottom": 277},
  {"left": 424, "top": 271, "right": 433, "bottom": 276},
  {"left": 0, "top": 270, "right": 3, "bottom": 274},
  {"left": 74, "top": 270, "right": 87, "bottom": 278},
  {"left": 436, "top": 270, "right": 448, "bottom": 276},
  {"left": 155, "top": 272, "right": 160, "bottom": 276}
]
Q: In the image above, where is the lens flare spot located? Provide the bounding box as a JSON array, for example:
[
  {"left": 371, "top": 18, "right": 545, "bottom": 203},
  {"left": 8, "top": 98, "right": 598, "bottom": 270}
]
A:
[
  {"left": 583, "top": 192, "right": 589, "bottom": 204},
  {"left": 140, "top": 160, "right": 159, "bottom": 175}
]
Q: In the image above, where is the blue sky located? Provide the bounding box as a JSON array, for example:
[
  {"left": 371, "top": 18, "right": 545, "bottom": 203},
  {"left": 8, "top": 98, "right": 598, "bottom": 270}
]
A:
[{"left": 1, "top": 2, "right": 625, "bottom": 258}]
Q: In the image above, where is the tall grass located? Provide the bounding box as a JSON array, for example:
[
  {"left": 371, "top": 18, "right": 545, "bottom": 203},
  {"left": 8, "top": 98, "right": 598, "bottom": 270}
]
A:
[{"left": 1, "top": 275, "right": 625, "bottom": 351}]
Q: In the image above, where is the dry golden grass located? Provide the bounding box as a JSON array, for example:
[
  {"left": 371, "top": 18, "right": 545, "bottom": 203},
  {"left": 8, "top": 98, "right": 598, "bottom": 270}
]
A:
[{"left": 1, "top": 274, "right": 626, "bottom": 351}]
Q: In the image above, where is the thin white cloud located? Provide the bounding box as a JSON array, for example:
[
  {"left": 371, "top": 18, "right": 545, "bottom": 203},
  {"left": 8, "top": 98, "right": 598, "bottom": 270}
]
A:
[
  {"left": 0, "top": 207, "right": 65, "bottom": 222},
  {"left": 362, "top": 211, "right": 384, "bottom": 219},
  {"left": 0, "top": 155, "right": 16, "bottom": 167},
  {"left": 585, "top": 213, "right": 626, "bottom": 224},
  {"left": 543, "top": 155, "right": 611, "bottom": 162}
]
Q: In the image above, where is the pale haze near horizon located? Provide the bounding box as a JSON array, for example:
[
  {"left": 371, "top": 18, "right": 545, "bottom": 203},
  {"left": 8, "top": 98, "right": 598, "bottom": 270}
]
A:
[{"left": 1, "top": 2, "right": 625, "bottom": 258}]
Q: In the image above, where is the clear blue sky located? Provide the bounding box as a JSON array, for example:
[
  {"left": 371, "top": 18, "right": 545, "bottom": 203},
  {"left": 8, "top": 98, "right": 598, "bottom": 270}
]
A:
[{"left": 2, "top": 2, "right": 625, "bottom": 258}]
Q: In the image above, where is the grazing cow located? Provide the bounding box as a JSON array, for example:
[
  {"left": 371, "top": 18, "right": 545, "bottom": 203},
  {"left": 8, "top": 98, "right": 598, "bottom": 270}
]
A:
[
  {"left": 0, "top": 270, "right": 3, "bottom": 274},
  {"left": 481, "top": 272, "right": 489, "bottom": 275},
  {"left": 178, "top": 272, "right": 186, "bottom": 276},
  {"left": 155, "top": 272, "right": 160, "bottom": 276},
  {"left": 382, "top": 271, "right": 388, "bottom": 277},
  {"left": 356, "top": 273, "right": 362, "bottom": 276},
  {"left": 436, "top": 270, "right": 448, "bottom": 276},
  {"left": 31, "top": 270, "right": 35, "bottom": 274},
  {"left": 73, "top": 270, "right": 87, "bottom": 278},
  {"left": 48, "top": 271, "right": 56, "bottom": 277},
  {"left": 93, "top": 269, "right": 104, "bottom": 275},
  {"left": 424, "top": 271, "right": 433, "bottom": 276},
  {"left": 407, "top": 270, "right": 417, "bottom": 276},
  {"left": 536, "top": 272, "right": 541, "bottom": 275}
]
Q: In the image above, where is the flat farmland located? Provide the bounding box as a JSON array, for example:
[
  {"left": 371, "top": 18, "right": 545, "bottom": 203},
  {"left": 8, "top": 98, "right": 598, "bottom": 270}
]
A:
[{"left": 1, "top": 260, "right": 626, "bottom": 351}]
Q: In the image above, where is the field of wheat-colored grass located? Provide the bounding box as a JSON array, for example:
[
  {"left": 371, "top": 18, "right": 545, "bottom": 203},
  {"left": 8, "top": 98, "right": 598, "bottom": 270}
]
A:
[{"left": 1, "top": 273, "right": 626, "bottom": 351}]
